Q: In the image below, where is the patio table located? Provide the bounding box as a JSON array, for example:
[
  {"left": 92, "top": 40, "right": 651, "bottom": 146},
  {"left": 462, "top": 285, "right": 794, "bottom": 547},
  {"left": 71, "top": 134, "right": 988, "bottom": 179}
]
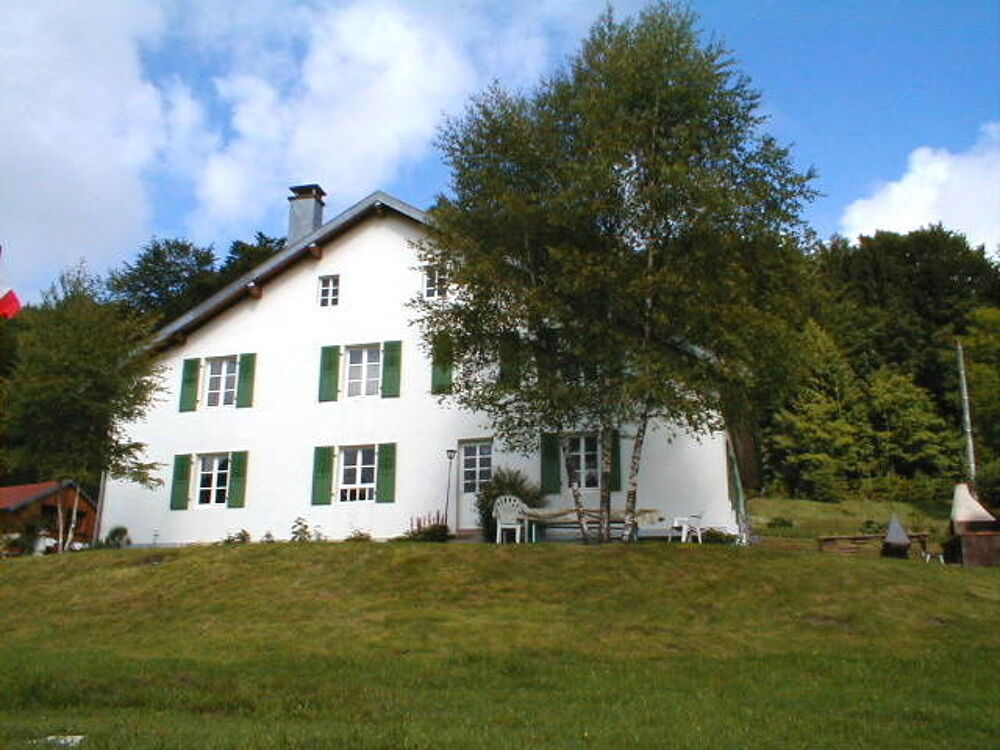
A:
[{"left": 518, "top": 507, "right": 663, "bottom": 541}]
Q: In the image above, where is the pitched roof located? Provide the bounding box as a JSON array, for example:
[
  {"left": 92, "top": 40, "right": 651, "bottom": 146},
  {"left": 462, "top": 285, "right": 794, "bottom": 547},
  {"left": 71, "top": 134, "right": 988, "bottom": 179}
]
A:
[
  {"left": 0, "top": 480, "right": 90, "bottom": 512},
  {"left": 152, "top": 190, "right": 427, "bottom": 349}
]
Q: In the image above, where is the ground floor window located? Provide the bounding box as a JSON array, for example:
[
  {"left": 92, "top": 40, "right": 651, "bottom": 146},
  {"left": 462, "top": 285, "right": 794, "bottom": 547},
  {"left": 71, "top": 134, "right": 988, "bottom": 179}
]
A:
[
  {"left": 198, "top": 453, "right": 231, "bottom": 505},
  {"left": 565, "top": 435, "right": 599, "bottom": 489},
  {"left": 462, "top": 441, "right": 492, "bottom": 494},
  {"left": 340, "top": 446, "right": 377, "bottom": 502}
]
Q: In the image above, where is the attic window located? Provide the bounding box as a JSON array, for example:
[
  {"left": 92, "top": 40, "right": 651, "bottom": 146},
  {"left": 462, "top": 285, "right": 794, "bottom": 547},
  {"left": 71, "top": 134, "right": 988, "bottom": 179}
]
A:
[
  {"left": 318, "top": 275, "right": 339, "bottom": 307},
  {"left": 424, "top": 266, "right": 447, "bottom": 299}
]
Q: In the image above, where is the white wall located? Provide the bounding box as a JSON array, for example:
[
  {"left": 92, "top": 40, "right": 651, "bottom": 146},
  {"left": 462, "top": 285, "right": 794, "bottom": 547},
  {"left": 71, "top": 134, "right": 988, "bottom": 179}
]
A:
[{"left": 101, "top": 212, "right": 734, "bottom": 544}]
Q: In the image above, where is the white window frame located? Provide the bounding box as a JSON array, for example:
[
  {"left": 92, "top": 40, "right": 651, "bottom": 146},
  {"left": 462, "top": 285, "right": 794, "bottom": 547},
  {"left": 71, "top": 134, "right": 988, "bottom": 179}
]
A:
[
  {"left": 339, "top": 445, "right": 377, "bottom": 502},
  {"left": 345, "top": 345, "right": 381, "bottom": 397},
  {"left": 461, "top": 441, "right": 493, "bottom": 495},
  {"left": 565, "top": 434, "right": 600, "bottom": 490},
  {"left": 424, "top": 265, "right": 447, "bottom": 299},
  {"left": 318, "top": 274, "right": 340, "bottom": 307},
  {"left": 204, "top": 355, "right": 239, "bottom": 408},
  {"left": 197, "top": 453, "right": 231, "bottom": 506}
]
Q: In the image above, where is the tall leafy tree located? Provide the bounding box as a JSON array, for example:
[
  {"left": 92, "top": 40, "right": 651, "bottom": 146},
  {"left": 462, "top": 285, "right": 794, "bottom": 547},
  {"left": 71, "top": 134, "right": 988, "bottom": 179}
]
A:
[
  {"left": 813, "top": 226, "right": 1000, "bottom": 413},
  {"left": 107, "top": 233, "right": 283, "bottom": 326},
  {"left": 417, "top": 2, "right": 815, "bottom": 540},
  {"left": 1, "top": 266, "right": 162, "bottom": 548}
]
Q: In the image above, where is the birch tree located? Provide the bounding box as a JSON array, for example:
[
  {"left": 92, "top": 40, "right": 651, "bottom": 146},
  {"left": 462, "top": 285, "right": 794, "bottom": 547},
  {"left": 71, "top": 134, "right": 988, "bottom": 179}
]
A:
[
  {"left": 416, "top": 2, "right": 814, "bottom": 540},
  {"left": 1, "top": 266, "right": 162, "bottom": 550}
]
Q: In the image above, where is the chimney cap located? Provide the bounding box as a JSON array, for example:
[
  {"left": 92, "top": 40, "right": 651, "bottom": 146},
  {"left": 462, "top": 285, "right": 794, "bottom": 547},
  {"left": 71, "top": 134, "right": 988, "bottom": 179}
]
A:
[{"left": 289, "top": 184, "right": 327, "bottom": 200}]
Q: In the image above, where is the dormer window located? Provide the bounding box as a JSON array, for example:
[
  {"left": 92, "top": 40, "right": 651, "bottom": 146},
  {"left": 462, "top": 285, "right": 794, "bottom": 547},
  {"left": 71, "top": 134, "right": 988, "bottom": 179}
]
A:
[
  {"left": 318, "top": 274, "right": 340, "bottom": 307},
  {"left": 424, "top": 266, "right": 447, "bottom": 299}
]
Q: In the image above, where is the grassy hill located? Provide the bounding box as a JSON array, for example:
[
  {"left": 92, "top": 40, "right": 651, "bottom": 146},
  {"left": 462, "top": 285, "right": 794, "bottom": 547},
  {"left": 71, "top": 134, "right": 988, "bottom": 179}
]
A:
[{"left": 0, "top": 540, "right": 997, "bottom": 748}]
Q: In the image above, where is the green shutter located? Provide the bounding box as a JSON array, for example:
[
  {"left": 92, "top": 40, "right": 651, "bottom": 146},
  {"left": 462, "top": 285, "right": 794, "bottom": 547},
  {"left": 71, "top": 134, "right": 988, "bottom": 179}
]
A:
[
  {"left": 179, "top": 359, "right": 200, "bottom": 412},
  {"left": 609, "top": 429, "right": 622, "bottom": 492},
  {"left": 498, "top": 335, "right": 519, "bottom": 386},
  {"left": 170, "top": 454, "right": 192, "bottom": 510},
  {"left": 318, "top": 345, "right": 340, "bottom": 402},
  {"left": 312, "top": 446, "right": 334, "bottom": 505},
  {"left": 540, "top": 433, "right": 560, "bottom": 494},
  {"left": 431, "top": 335, "right": 453, "bottom": 394},
  {"left": 376, "top": 443, "right": 396, "bottom": 503},
  {"left": 228, "top": 451, "right": 248, "bottom": 508},
  {"left": 381, "top": 340, "right": 401, "bottom": 398},
  {"left": 236, "top": 353, "right": 256, "bottom": 408}
]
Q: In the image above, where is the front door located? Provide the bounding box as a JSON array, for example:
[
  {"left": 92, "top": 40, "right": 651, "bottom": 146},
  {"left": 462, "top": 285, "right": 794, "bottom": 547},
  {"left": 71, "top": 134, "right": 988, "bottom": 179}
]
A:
[{"left": 458, "top": 440, "right": 492, "bottom": 529}]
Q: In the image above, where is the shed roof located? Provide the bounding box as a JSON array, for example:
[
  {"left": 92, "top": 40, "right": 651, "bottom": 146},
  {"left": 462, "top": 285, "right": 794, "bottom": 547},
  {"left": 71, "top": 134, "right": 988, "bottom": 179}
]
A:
[{"left": 0, "top": 480, "right": 90, "bottom": 513}]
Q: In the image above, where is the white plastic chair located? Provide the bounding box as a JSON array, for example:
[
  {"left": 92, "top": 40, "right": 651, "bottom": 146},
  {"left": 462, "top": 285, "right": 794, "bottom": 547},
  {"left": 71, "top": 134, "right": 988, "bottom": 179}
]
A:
[
  {"left": 671, "top": 514, "right": 703, "bottom": 543},
  {"left": 493, "top": 495, "right": 524, "bottom": 544}
]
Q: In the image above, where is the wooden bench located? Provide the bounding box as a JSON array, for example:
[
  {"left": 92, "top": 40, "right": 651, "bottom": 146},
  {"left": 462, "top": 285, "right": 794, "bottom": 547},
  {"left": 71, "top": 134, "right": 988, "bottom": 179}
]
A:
[{"left": 817, "top": 532, "right": 929, "bottom": 556}]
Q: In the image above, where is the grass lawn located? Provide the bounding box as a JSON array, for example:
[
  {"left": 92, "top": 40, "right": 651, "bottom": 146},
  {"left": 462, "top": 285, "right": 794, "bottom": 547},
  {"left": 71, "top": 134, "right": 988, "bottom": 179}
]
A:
[{"left": 0, "top": 536, "right": 997, "bottom": 748}]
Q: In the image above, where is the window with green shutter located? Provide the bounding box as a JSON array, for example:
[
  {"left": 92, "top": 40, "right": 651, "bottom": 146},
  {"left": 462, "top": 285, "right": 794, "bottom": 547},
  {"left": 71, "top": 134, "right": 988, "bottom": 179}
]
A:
[
  {"left": 179, "top": 359, "right": 201, "bottom": 412},
  {"left": 170, "top": 454, "right": 192, "bottom": 509},
  {"left": 376, "top": 443, "right": 396, "bottom": 502},
  {"left": 381, "top": 341, "right": 401, "bottom": 398},
  {"left": 236, "top": 354, "right": 256, "bottom": 408},
  {"left": 312, "top": 446, "right": 334, "bottom": 505},
  {"left": 318, "top": 345, "right": 340, "bottom": 402}
]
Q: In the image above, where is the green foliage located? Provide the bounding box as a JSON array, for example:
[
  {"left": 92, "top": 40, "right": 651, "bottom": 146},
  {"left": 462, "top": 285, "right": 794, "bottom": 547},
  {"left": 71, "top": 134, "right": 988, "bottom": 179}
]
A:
[
  {"left": 767, "top": 322, "right": 959, "bottom": 502},
  {"left": 1, "top": 265, "right": 162, "bottom": 489},
  {"left": 290, "top": 517, "right": 312, "bottom": 542},
  {"left": 974, "top": 459, "right": 1000, "bottom": 507},
  {"left": 106, "top": 233, "right": 283, "bottom": 326},
  {"left": 417, "top": 3, "right": 814, "bottom": 535},
  {"left": 813, "top": 226, "right": 1000, "bottom": 411},
  {"left": 106, "top": 238, "right": 217, "bottom": 324},
  {"left": 475, "top": 467, "right": 543, "bottom": 541},
  {"left": 964, "top": 307, "right": 1000, "bottom": 461}
]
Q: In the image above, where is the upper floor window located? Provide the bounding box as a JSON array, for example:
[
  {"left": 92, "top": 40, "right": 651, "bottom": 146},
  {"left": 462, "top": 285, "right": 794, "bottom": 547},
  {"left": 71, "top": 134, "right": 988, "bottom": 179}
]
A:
[
  {"left": 318, "top": 274, "right": 340, "bottom": 307},
  {"left": 340, "top": 446, "right": 377, "bottom": 502},
  {"left": 205, "top": 356, "right": 239, "bottom": 407},
  {"left": 346, "top": 345, "right": 381, "bottom": 397},
  {"left": 198, "top": 453, "right": 231, "bottom": 505},
  {"left": 565, "top": 435, "right": 600, "bottom": 489},
  {"left": 424, "top": 265, "right": 447, "bottom": 298}
]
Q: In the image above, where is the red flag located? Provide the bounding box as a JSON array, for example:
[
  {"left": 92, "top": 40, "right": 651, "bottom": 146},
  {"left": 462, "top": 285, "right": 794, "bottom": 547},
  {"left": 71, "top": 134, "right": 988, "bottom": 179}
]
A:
[{"left": 0, "top": 245, "right": 22, "bottom": 319}]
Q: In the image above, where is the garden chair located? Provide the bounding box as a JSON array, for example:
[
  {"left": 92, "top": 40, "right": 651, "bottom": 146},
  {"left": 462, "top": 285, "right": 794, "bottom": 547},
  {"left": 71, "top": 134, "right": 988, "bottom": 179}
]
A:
[
  {"left": 493, "top": 495, "right": 525, "bottom": 544},
  {"left": 670, "top": 513, "right": 703, "bottom": 543}
]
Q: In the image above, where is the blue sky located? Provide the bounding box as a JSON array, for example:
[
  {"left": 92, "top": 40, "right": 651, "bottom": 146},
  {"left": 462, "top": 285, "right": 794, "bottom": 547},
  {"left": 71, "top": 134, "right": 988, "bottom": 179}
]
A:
[{"left": 1, "top": 0, "right": 998, "bottom": 303}]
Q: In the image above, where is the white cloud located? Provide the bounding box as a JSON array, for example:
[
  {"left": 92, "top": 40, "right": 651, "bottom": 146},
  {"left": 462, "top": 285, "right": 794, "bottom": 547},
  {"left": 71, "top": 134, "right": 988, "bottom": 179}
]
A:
[
  {"left": 0, "top": 0, "right": 166, "bottom": 299},
  {"left": 840, "top": 123, "right": 1000, "bottom": 253},
  {"left": 0, "top": 0, "right": 637, "bottom": 301}
]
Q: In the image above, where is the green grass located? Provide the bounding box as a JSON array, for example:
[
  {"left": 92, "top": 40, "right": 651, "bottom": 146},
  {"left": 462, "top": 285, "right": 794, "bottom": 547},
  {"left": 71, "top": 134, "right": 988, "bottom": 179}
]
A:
[
  {"left": 0, "top": 541, "right": 997, "bottom": 748},
  {"left": 749, "top": 495, "right": 952, "bottom": 544}
]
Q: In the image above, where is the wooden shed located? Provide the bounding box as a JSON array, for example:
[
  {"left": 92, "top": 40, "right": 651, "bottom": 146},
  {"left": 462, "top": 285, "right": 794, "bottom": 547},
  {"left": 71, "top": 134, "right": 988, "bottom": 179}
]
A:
[{"left": 0, "top": 481, "right": 97, "bottom": 543}]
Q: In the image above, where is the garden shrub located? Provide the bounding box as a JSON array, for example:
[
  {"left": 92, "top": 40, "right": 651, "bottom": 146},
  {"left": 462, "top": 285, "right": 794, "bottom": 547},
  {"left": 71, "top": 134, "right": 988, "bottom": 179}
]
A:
[
  {"left": 475, "top": 467, "right": 543, "bottom": 542},
  {"left": 700, "top": 528, "right": 739, "bottom": 544}
]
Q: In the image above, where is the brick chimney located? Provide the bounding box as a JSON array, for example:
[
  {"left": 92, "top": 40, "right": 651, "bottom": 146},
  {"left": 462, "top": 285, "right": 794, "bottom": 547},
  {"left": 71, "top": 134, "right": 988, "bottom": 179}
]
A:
[{"left": 287, "top": 184, "right": 326, "bottom": 245}]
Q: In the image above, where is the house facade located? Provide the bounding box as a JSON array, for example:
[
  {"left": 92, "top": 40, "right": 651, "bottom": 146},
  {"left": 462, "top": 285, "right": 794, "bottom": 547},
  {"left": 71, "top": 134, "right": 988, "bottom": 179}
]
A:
[{"left": 99, "top": 186, "right": 738, "bottom": 544}]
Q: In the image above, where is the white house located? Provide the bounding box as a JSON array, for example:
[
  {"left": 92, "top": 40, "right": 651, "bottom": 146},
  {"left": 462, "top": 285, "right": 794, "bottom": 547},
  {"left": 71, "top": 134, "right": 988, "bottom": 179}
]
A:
[{"left": 99, "top": 185, "right": 739, "bottom": 544}]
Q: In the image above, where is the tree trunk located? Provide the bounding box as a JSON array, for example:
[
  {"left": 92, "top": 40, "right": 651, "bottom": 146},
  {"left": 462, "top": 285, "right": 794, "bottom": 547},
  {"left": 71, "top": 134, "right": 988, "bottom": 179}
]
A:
[
  {"left": 599, "top": 424, "right": 613, "bottom": 542},
  {"left": 622, "top": 407, "right": 651, "bottom": 543},
  {"left": 561, "top": 435, "right": 591, "bottom": 543},
  {"left": 64, "top": 485, "right": 80, "bottom": 552},
  {"left": 56, "top": 496, "right": 65, "bottom": 553}
]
